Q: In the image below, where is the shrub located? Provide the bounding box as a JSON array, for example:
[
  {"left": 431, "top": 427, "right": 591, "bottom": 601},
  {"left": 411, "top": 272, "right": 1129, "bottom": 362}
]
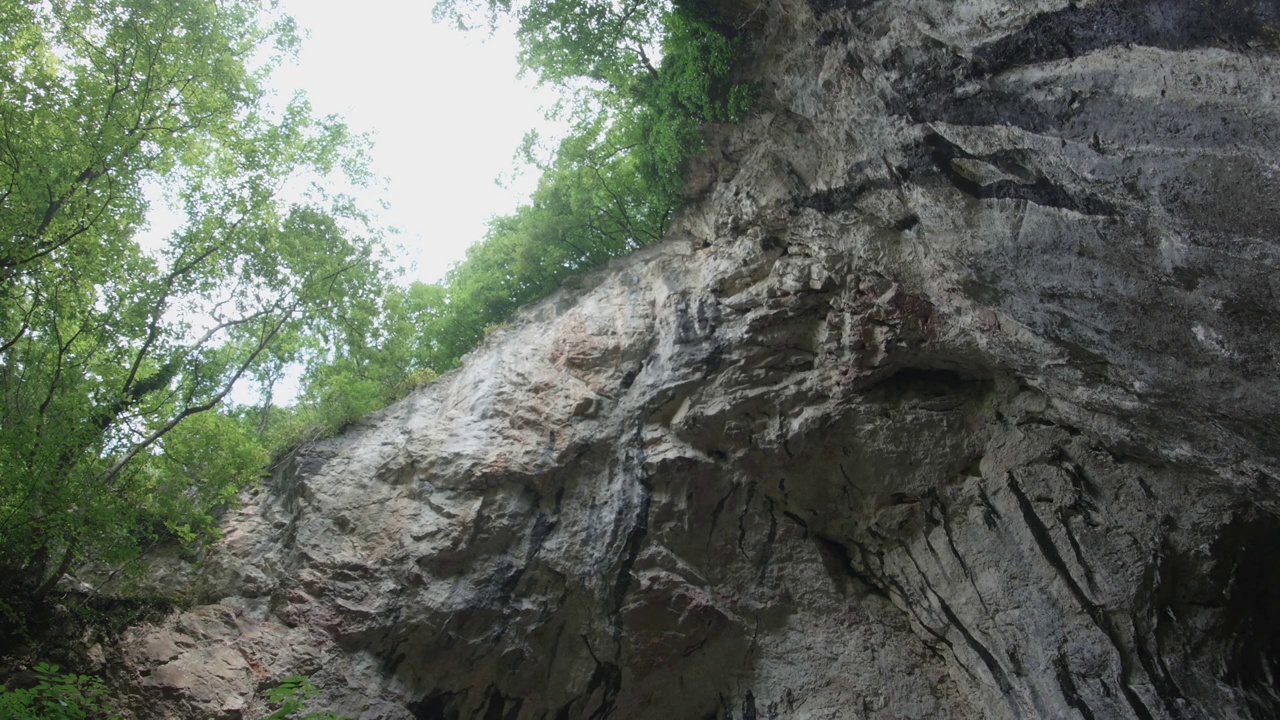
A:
[{"left": 0, "top": 664, "right": 117, "bottom": 720}]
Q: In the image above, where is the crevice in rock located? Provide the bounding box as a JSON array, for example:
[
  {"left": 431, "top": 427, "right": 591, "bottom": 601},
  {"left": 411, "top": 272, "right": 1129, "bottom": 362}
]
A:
[
  {"left": 757, "top": 498, "right": 779, "bottom": 582},
  {"left": 408, "top": 689, "right": 465, "bottom": 720},
  {"left": 974, "top": 0, "right": 1280, "bottom": 74},
  {"left": 481, "top": 685, "right": 524, "bottom": 720},
  {"left": 977, "top": 485, "right": 1003, "bottom": 530},
  {"left": 1135, "top": 476, "right": 1156, "bottom": 500},
  {"left": 901, "top": 544, "right": 1018, "bottom": 713},
  {"left": 924, "top": 499, "right": 993, "bottom": 615},
  {"left": 922, "top": 132, "right": 1118, "bottom": 217},
  {"left": 782, "top": 511, "right": 890, "bottom": 599},
  {"left": 892, "top": 213, "right": 920, "bottom": 232},
  {"left": 796, "top": 179, "right": 897, "bottom": 214},
  {"left": 860, "top": 366, "right": 992, "bottom": 406},
  {"left": 576, "top": 634, "right": 623, "bottom": 720},
  {"left": 707, "top": 484, "right": 736, "bottom": 546},
  {"left": 815, "top": 28, "right": 848, "bottom": 48},
  {"left": 1054, "top": 652, "right": 1099, "bottom": 720},
  {"left": 1130, "top": 613, "right": 1185, "bottom": 719},
  {"left": 805, "top": 0, "right": 881, "bottom": 20},
  {"left": 742, "top": 690, "right": 757, "bottom": 720},
  {"left": 1206, "top": 510, "right": 1280, "bottom": 716},
  {"left": 526, "top": 508, "right": 558, "bottom": 563},
  {"left": 610, "top": 487, "right": 651, "bottom": 617},
  {"left": 737, "top": 480, "right": 758, "bottom": 557},
  {"left": 1055, "top": 513, "right": 1099, "bottom": 595},
  {"left": 933, "top": 498, "right": 973, "bottom": 582},
  {"left": 1007, "top": 475, "right": 1160, "bottom": 720}
]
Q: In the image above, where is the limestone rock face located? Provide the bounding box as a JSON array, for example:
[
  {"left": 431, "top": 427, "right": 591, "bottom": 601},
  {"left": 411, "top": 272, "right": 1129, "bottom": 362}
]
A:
[{"left": 120, "top": 0, "right": 1280, "bottom": 718}]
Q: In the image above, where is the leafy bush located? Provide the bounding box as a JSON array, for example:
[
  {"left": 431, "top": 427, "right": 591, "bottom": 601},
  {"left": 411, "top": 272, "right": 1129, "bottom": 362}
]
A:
[
  {"left": 264, "top": 676, "right": 345, "bottom": 720},
  {"left": 633, "top": 6, "right": 755, "bottom": 198},
  {"left": 0, "top": 664, "right": 117, "bottom": 720},
  {"left": 0, "top": 669, "right": 347, "bottom": 720}
]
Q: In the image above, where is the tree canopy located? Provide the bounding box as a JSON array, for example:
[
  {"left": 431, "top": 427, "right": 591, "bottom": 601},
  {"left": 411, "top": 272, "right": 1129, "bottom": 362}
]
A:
[{"left": 0, "top": 0, "right": 384, "bottom": 601}]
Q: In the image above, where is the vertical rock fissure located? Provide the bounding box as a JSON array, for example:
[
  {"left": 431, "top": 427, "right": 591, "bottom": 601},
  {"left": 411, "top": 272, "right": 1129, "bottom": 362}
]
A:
[
  {"left": 610, "top": 433, "right": 652, "bottom": 618},
  {"left": 901, "top": 543, "right": 1022, "bottom": 717},
  {"left": 1007, "top": 475, "right": 1161, "bottom": 720},
  {"left": 933, "top": 496, "right": 992, "bottom": 614},
  {"left": 1054, "top": 652, "right": 1099, "bottom": 720}
]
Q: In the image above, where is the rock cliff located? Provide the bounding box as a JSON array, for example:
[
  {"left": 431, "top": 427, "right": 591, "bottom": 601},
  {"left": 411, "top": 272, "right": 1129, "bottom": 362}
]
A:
[{"left": 119, "top": 0, "right": 1280, "bottom": 717}]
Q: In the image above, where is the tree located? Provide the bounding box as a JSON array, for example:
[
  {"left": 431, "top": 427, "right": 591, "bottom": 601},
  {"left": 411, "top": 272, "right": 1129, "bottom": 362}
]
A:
[{"left": 0, "top": 0, "right": 384, "bottom": 600}]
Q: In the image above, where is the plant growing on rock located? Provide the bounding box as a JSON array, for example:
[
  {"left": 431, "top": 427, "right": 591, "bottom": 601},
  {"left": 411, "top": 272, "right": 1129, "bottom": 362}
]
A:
[
  {"left": 0, "top": 663, "right": 117, "bottom": 719},
  {"left": 263, "top": 676, "right": 346, "bottom": 720}
]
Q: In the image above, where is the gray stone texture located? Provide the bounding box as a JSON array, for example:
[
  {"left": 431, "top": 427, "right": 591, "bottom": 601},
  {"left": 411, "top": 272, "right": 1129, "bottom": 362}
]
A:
[{"left": 119, "top": 0, "right": 1280, "bottom": 717}]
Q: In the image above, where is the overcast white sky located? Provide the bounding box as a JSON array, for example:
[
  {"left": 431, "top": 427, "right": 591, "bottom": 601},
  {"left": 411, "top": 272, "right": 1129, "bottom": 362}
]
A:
[{"left": 270, "top": 0, "right": 559, "bottom": 284}]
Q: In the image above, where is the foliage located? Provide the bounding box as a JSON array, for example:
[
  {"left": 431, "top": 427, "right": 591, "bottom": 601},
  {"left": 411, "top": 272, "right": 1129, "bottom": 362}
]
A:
[
  {"left": 0, "top": 668, "right": 347, "bottom": 720},
  {"left": 0, "top": 663, "right": 117, "bottom": 719},
  {"left": 630, "top": 7, "right": 753, "bottom": 197},
  {"left": 467, "top": 0, "right": 753, "bottom": 198},
  {"left": 0, "top": 0, "right": 385, "bottom": 598},
  {"left": 263, "top": 676, "right": 345, "bottom": 720},
  {"left": 252, "top": 282, "right": 444, "bottom": 447}
]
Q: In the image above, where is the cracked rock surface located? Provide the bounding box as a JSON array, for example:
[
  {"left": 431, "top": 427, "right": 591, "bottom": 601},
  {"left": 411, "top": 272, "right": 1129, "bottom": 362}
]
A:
[{"left": 119, "top": 0, "right": 1280, "bottom": 717}]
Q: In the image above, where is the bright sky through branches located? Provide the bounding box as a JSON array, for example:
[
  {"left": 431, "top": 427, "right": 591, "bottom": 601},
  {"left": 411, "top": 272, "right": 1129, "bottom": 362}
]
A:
[{"left": 271, "top": 0, "right": 560, "bottom": 284}]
